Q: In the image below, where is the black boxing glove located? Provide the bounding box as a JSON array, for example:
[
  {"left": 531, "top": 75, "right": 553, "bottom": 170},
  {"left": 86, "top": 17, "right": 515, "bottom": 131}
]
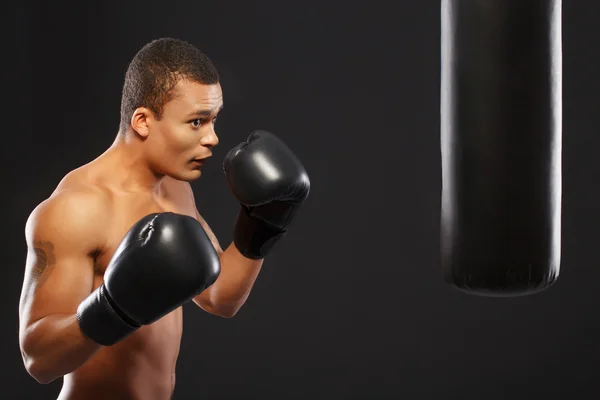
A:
[
  {"left": 76, "top": 212, "right": 220, "bottom": 346},
  {"left": 223, "top": 130, "right": 311, "bottom": 259}
]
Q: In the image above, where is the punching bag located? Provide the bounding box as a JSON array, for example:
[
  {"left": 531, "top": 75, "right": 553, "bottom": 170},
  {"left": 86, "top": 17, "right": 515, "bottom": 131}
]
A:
[{"left": 440, "top": 0, "right": 562, "bottom": 296}]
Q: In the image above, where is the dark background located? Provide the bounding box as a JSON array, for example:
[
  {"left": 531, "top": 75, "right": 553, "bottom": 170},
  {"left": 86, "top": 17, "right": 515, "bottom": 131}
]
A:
[{"left": 5, "top": 1, "right": 599, "bottom": 399}]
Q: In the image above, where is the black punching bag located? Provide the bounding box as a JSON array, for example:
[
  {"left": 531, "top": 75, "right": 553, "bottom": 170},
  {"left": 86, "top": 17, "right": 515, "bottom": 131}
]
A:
[{"left": 440, "top": 0, "right": 562, "bottom": 296}]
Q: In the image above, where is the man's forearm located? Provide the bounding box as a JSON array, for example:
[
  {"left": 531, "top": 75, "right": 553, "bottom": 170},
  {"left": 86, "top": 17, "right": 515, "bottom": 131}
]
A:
[
  {"left": 20, "top": 314, "right": 102, "bottom": 384},
  {"left": 193, "top": 243, "right": 263, "bottom": 317}
]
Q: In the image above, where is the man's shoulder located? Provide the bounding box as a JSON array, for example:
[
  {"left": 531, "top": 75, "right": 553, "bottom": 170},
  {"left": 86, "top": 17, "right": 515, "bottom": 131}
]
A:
[
  {"left": 46, "top": 163, "right": 110, "bottom": 208},
  {"left": 26, "top": 182, "right": 111, "bottom": 240},
  {"left": 53, "top": 163, "right": 98, "bottom": 192}
]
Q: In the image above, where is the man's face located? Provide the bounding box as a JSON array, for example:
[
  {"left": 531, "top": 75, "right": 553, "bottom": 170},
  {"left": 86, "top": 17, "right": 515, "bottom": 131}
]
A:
[{"left": 145, "top": 79, "right": 223, "bottom": 181}]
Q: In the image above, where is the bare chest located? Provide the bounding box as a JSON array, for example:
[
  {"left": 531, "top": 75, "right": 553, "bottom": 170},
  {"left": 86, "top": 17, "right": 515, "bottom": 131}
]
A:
[{"left": 94, "top": 193, "right": 196, "bottom": 276}]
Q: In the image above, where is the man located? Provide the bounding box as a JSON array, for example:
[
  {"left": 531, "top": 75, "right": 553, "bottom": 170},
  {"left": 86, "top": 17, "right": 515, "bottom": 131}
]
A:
[{"left": 18, "top": 38, "right": 310, "bottom": 400}]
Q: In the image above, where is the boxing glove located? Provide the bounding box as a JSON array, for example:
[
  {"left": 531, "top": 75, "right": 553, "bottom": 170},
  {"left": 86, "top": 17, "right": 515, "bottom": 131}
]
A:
[
  {"left": 223, "top": 130, "right": 310, "bottom": 259},
  {"left": 77, "top": 212, "right": 220, "bottom": 345}
]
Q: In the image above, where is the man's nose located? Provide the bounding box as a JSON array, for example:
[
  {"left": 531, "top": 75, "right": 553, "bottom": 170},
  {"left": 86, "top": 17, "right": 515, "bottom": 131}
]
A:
[{"left": 200, "top": 127, "right": 219, "bottom": 147}]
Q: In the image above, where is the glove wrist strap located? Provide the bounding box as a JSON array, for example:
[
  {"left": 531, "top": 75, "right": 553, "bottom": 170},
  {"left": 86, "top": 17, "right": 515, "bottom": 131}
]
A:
[
  {"left": 77, "top": 284, "right": 139, "bottom": 346},
  {"left": 233, "top": 206, "right": 286, "bottom": 260}
]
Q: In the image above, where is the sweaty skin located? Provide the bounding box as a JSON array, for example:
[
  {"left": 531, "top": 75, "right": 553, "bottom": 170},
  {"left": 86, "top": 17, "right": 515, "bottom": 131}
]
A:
[{"left": 19, "top": 80, "right": 264, "bottom": 400}]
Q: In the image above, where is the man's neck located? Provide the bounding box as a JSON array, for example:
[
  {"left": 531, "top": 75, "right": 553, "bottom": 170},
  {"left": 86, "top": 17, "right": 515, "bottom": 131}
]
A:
[{"left": 103, "top": 134, "right": 166, "bottom": 196}]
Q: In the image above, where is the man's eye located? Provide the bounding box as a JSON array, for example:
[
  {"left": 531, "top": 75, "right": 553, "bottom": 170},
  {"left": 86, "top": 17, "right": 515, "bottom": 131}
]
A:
[{"left": 191, "top": 119, "right": 203, "bottom": 128}]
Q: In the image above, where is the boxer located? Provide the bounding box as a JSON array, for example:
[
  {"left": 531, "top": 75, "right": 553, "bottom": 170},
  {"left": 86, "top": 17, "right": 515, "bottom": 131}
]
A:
[{"left": 18, "top": 37, "right": 310, "bottom": 400}]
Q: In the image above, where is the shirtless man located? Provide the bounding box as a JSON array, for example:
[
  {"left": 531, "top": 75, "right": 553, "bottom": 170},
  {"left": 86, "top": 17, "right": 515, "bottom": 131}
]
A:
[{"left": 18, "top": 38, "right": 310, "bottom": 400}]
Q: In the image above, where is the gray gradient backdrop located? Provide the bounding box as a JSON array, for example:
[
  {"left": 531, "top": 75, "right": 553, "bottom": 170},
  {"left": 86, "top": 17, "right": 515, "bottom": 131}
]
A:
[{"left": 5, "top": 1, "right": 600, "bottom": 399}]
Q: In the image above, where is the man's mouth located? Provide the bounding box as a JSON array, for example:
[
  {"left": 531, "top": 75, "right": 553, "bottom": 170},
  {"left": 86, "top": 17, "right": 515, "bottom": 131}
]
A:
[{"left": 191, "top": 157, "right": 208, "bottom": 166}]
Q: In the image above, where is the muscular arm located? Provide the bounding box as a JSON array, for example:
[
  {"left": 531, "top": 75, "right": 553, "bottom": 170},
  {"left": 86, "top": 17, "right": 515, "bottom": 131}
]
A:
[
  {"left": 187, "top": 190, "right": 263, "bottom": 318},
  {"left": 19, "top": 190, "right": 107, "bottom": 384}
]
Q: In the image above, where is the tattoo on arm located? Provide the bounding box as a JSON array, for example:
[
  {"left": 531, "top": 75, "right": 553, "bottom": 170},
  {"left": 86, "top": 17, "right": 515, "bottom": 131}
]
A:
[{"left": 31, "top": 240, "right": 56, "bottom": 289}]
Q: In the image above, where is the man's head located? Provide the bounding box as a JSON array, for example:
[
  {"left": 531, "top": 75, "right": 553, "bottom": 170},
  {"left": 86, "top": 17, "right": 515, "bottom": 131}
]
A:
[{"left": 119, "top": 38, "right": 223, "bottom": 181}]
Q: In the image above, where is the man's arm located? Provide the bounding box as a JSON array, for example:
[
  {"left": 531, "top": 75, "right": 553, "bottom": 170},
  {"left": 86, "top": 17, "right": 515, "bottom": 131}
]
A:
[
  {"left": 190, "top": 204, "right": 263, "bottom": 318},
  {"left": 19, "top": 190, "right": 107, "bottom": 384}
]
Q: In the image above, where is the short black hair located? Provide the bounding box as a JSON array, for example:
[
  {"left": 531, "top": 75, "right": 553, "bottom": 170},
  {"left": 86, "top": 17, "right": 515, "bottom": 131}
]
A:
[{"left": 119, "top": 37, "right": 220, "bottom": 132}]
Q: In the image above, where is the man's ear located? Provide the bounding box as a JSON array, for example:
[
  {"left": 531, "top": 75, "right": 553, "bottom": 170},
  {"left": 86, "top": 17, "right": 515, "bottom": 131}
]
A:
[{"left": 130, "top": 107, "right": 153, "bottom": 138}]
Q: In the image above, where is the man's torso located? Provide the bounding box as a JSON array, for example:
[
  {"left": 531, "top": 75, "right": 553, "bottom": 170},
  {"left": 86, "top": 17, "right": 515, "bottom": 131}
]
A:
[{"left": 54, "top": 159, "right": 201, "bottom": 400}]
